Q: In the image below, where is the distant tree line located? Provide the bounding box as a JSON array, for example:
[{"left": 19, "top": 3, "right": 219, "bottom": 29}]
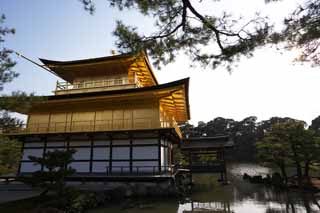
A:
[{"left": 179, "top": 115, "right": 320, "bottom": 162}]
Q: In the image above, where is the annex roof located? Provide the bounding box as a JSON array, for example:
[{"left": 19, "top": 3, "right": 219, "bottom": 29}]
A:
[{"left": 181, "top": 135, "right": 234, "bottom": 150}]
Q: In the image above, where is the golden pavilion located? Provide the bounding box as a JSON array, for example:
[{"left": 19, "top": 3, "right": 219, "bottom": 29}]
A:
[{"left": 9, "top": 52, "right": 190, "bottom": 176}]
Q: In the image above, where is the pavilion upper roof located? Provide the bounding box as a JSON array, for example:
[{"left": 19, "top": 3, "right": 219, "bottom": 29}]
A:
[{"left": 39, "top": 52, "right": 158, "bottom": 87}]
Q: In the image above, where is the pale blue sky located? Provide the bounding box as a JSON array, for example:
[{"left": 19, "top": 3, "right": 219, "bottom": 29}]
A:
[{"left": 2, "top": 0, "right": 320, "bottom": 125}]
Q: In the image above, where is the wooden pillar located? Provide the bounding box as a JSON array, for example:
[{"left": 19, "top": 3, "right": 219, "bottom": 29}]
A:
[
  {"left": 223, "top": 148, "right": 228, "bottom": 183},
  {"left": 168, "top": 143, "right": 172, "bottom": 167},
  {"left": 109, "top": 135, "right": 113, "bottom": 174},
  {"left": 89, "top": 135, "right": 94, "bottom": 173},
  {"left": 188, "top": 151, "right": 192, "bottom": 168},
  {"left": 217, "top": 149, "right": 224, "bottom": 182},
  {"left": 170, "top": 144, "right": 173, "bottom": 166},
  {"left": 66, "top": 135, "right": 70, "bottom": 150},
  {"left": 158, "top": 134, "right": 161, "bottom": 173},
  {"left": 41, "top": 136, "right": 47, "bottom": 172},
  {"left": 129, "top": 133, "right": 133, "bottom": 173},
  {"left": 66, "top": 135, "right": 70, "bottom": 170}
]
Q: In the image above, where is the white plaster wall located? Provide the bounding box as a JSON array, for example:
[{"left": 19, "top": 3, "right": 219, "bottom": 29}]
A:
[
  {"left": 132, "top": 146, "right": 158, "bottom": 159},
  {"left": 92, "top": 162, "right": 108, "bottom": 173},
  {"left": 73, "top": 148, "right": 91, "bottom": 160},
  {"left": 112, "top": 161, "right": 130, "bottom": 172},
  {"left": 46, "top": 142, "right": 66, "bottom": 147},
  {"left": 94, "top": 140, "right": 110, "bottom": 146},
  {"left": 22, "top": 149, "right": 43, "bottom": 160},
  {"left": 93, "top": 147, "right": 109, "bottom": 160},
  {"left": 161, "top": 147, "right": 165, "bottom": 167},
  {"left": 46, "top": 148, "right": 65, "bottom": 153},
  {"left": 20, "top": 162, "right": 41, "bottom": 173},
  {"left": 69, "top": 162, "right": 90, "bottom": 173},
  {"left": 132, "top": 161, "right": 158, "bottom": 172},
  {"left": 113, "top": 139, "right": 130, "bottom": 145},
  {"left": 112, "top": 147, "right": 130, "bottom": 160}
]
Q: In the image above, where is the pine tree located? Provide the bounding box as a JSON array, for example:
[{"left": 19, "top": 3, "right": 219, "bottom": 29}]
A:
[
  {"left": 80, "top": 0, "right": 320, "bottom": 69},
  {"left": 0, "top": 14, "right": 36, "bottom": 175}
]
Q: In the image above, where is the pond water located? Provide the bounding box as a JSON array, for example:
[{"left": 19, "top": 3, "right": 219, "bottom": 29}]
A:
[{"left": 90, "top": 163, "right": 320, "bottom": 213}]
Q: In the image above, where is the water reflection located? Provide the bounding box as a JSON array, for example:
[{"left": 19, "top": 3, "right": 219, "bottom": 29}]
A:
[
  {"left": 179, "top": 201, "right": 232, "bottom": 212},
  {"left": 90, "top": 163, "right": 320, "bottom": 213}
]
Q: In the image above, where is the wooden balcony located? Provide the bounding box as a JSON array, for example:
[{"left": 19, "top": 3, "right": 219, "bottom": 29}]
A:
[
  {"left": 5, "top": 118, "right": 182, "bottom": 138},
  {"left": 54, "top": 77, "right": 142, "bottom": 95}
]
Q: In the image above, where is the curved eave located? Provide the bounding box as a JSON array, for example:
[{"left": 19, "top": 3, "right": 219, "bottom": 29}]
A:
[
  {"left": 39, "top": 52, "right": 158, "bottom": 86},
  {"left": 39, "top": 52, "right": 135, "bottom": 67},
  {"left": 143, "top": 53, "right": 158, "bottom": 85}
]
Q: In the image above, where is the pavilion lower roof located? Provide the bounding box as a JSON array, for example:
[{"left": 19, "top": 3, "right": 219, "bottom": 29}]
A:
[{"left": 29, "top": 78, "right": 190, "bottom": 122}]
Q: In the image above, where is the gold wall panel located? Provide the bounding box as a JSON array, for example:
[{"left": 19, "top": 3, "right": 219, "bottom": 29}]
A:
[
  {"left": 48, "top": 113, "right": 67, "bottom": 132},
  {"left": 27, "top": 100, "right": 161, "bottom": 133},
  {"left": 27, "top": 114, "right": 50, "bottom": 132}
]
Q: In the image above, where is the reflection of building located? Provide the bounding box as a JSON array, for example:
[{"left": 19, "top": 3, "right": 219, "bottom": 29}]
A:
[
  {"left": 8, "top": 52, "right": 190, "bottom": 176},
  {"left": 182, "top": 201, "right": 232, "bottom": 213}
]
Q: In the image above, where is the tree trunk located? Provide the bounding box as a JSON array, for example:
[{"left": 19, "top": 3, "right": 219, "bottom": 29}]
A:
[
  {"left": 291, "top": 143, "right": 303, "bottom": 188},
  {"left": 304, "top": 161, "right": 310, "bottom": 178},
  {"left": 296, "top": 161, "right": 303, "bottom": 188},
  {"left": 304, "top": 161, "right": 313, "bottom": 188},
  {"left": 280, "top": 165, "right": 288, "bottom": 186}
]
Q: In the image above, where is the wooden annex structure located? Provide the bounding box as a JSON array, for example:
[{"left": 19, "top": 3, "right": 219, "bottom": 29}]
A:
[
  {"left": 7, "top": 52, "right": 190, "bottom": 178},
  {"left": 181, "top": 136, "right": 234, "bottom": 183}
]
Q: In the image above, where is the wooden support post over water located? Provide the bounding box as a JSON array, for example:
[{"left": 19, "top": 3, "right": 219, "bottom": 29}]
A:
[
  {"left": 223, "top": 149, "right": 229, "bottom": 184},
  {"left": 220, "top": 170, "right": 224, "bottom": 182},
  {"left": 180, "top": 136, "right": 234, "bottom": 185}
]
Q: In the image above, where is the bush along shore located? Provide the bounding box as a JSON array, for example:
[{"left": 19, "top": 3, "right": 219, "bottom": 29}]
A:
[
  {"left": 0, "top": 175, "right": 193, "bottom": 213},
  {"left": 0, "top": 149, "right": 194, "bottom": 213}
]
